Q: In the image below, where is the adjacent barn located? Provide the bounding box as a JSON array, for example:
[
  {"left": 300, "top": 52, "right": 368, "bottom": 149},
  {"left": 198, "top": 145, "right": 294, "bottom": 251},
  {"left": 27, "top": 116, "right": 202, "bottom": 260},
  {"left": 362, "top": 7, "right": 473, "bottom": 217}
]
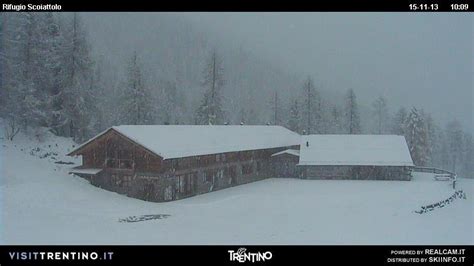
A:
[
  {"left": 68, "top": 125, "right": 300, "bottom": 202},
  {"left": 297, "top": 135, "right": 414, "bottom": 180}
]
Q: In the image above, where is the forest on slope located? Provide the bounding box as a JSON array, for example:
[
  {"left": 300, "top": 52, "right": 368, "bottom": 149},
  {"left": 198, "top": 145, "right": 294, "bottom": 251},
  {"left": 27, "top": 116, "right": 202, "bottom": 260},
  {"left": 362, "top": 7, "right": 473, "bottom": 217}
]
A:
[{"left": 0, "top": 13, "right": 472, "bottom": 177}]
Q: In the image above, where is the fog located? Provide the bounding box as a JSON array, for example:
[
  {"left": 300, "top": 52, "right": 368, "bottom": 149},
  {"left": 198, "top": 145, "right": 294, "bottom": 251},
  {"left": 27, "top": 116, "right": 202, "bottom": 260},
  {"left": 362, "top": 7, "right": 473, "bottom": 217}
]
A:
[
  {"left": 181, "top": 13, "right": 473, "bottom": 132},
  {"left": 84, "top": 12, "right": 473, "bottom": 132}
]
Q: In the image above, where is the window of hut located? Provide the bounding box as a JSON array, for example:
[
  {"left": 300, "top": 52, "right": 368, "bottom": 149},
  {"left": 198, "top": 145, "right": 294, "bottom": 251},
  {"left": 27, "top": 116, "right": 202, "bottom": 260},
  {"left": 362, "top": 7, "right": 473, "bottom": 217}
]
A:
[
  {"left": 174, "top": 176, "right": 180, "bottom": 188},
  {"left": 186, "top": 174, "right": 194, "bottom": 193},
  {"left": 178, "top": 175, "right": 186, "bottom": 193}
]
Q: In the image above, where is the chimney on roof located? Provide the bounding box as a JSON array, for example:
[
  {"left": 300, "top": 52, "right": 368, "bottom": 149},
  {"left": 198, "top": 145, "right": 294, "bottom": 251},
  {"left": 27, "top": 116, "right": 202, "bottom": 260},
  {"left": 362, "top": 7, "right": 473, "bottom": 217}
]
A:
[{"left": 306, "top": 141, "right": 309, "bottom": 147}]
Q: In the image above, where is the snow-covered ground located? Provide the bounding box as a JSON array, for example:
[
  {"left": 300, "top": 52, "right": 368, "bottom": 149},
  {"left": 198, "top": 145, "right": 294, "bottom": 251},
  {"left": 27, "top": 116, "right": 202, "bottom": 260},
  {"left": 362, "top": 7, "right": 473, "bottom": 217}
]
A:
[{"left": 0, "top": 127, "right": 472, "bottom": 244}]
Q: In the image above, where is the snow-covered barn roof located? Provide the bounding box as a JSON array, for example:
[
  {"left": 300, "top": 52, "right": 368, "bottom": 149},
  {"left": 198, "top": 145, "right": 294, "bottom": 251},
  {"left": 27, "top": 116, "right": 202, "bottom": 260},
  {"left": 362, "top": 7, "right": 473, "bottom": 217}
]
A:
[
  {"left": 298, "top": 135, "right": 414, "bottom": 166},
  {"left": 69, "top": 125, "right": 301, "bottom": 160}
]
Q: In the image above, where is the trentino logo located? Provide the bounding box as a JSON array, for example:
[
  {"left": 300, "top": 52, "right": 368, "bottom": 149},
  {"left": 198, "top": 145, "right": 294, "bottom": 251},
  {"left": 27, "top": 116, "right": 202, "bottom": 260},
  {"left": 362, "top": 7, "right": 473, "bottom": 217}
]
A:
[{"left": 228, "top": 248, "right": 272, "bottom": 263}]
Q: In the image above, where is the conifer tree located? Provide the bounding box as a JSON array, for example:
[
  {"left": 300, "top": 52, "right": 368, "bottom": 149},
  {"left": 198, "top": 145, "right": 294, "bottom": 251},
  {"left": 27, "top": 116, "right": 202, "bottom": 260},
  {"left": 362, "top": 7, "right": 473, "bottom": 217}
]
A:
[
  {"left": 120, "top": 51, "right": 154, "bottom": 125},
  {"left": 345, "top": 88, "right": 361, "bottom": 134},
  {"left": 196, "top": 50, "right": 225, "bottom": 125},
  {"left": 404, "top": 107, "right": 429, "bottom": 166},
  {"left": 288, "top": 99, "right": 301, "bottom": 133}
]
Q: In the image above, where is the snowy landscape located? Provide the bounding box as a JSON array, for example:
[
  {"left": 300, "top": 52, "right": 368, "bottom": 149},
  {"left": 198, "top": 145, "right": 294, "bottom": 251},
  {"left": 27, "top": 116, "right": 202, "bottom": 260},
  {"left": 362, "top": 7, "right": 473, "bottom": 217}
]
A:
[
  {"left": 0, "top": 125, "right": 472, "bottom": 244},
  {"left": 0, "top": 13, "right": 473, "bottom": 245}
]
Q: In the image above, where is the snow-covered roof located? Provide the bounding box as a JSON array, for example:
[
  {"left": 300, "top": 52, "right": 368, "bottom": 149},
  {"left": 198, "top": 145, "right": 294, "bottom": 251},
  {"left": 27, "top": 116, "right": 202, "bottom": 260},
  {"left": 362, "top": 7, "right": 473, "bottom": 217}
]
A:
[
  {"left": 298, "top": 135, "right": 414, "bottom": 166},
  {"left": 70, "top": 125, "right": 300, "bottom": 160},
  {"left": 271, "top": 149, "right": 300, "bottom": 157}
]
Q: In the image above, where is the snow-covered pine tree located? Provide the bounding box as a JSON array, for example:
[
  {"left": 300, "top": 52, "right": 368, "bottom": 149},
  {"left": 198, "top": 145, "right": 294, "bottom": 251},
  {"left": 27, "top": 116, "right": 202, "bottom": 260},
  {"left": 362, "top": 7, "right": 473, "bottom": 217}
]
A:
[
  {"left": 288, "top": 98, "right": 301, "bottom": 133},
  {"left": 0, "top": 13, "right": 68, "bottom": 135},
  {"left": 344, "top": 88, "right": 361, "bottom": 134},
  {"left": 371, "top": 96, "right": 389, "bottom": 134},
  {"left": 421, "top": 110, "right": 437, "bottom": 167},
  {"left": 391, "top": 107, "right": 407, "bottom": 135},
  {"left": 89, "top": 57, "right": 108, "bottom": 132},
  {"left": 301, "top": 77, "right": 321, "bottom": 134},
  {"left": 17, "top": 13, "right": 38, "bottom": 130},
  {"left": 404, "top": 107, "right": 429, "bottom": 166},
  {"left": 120, "top": 51, "right": 154, "bottom": 126},
  {"left": 161, "top": 81, "right": 176, "bottom": 125},
  {"left": 302, "top": 78, "right": 312, "bottom": 134},
  {"left": 39, "top": 13, "right": 69, "bottom": 136},
  {"left": 196, "top": 50, "right": 225, "bottom": 125},
  {"left": 0, "top": 13, "right": 22, "bottom": 133},
  {"left": 313, "top": 82, "right": 322, "bottom": 133},
  {"left": 19, "top": 13, "right": 70, "bottom": 134},
  {"left": 329, "top": 104, "right": 343, "bottom": 134},
  {"left": 95, "top": 57, "right": 122, "bottom": 129},
  {"left": 0, "top": 13, "right": 22, "bottom": 141},
  {"left": 0, "top": 13, "right": 7, "bottom": 116},
  {"left": 0, "top": 13, "right": 48, "bottom": 134},
  {"left": 62, "top": 13, "right": 97, "bottom": 141}
]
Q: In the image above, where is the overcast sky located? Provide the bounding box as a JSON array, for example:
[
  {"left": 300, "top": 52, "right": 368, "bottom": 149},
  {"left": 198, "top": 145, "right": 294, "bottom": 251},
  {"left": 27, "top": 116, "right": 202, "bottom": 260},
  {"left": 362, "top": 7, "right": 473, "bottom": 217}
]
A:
[{"left": 182, "top": 13, "right": 473, "bottom": 132}]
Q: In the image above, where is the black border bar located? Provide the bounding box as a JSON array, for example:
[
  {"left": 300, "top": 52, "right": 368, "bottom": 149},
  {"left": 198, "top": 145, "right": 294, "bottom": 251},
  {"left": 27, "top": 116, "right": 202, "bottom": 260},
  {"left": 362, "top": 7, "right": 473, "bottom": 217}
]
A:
[
  {"left": 0, "top": 0, "right": 472, "bottom": 12},
  {"left": 0, "top": 245, "right": 473, "bottom": 266}
]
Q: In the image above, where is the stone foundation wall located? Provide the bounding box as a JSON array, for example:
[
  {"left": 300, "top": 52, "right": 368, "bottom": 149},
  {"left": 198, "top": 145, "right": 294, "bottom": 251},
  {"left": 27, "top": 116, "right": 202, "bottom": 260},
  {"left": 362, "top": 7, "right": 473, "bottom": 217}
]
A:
[{"left": 301, "top": 166, "right": 412, "bottom": 181}]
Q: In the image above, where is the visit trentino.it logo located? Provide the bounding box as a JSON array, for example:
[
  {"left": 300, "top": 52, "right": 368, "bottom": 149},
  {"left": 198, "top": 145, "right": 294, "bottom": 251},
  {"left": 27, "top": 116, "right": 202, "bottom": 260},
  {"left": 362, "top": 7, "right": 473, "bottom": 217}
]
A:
[{"left": 228, "top": 248, "right": 272, "bottom": 263}]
